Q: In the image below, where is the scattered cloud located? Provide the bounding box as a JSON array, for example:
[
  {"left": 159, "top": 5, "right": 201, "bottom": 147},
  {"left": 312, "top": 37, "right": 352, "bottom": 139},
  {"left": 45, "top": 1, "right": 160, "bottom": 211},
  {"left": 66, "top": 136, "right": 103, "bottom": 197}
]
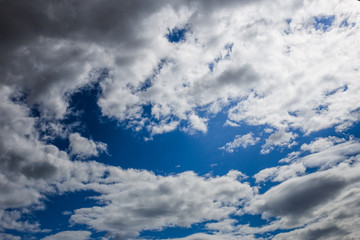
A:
[
  {"left": 220, "top": 133, "right": 260, "bottom": 153},
  {"left": 69, "top": 133, "right": 108, "bottom": 159},
  {"left": 41, "top": 231, "right": 92, "bottom": 240}
]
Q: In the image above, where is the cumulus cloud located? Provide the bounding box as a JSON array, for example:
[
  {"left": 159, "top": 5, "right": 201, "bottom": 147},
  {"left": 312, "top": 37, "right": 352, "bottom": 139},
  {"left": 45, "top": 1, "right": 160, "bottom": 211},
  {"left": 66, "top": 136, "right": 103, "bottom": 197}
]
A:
[
  {"left": 0, "top": 233, "right": 21, "bottom": 240},
  {"left": 69, "top": 133, "right": 107, "bottom": 159},
  {"left": 260, "top": 130, "right": 297, "bottom": 154},
  {"left": 220, "top": 133, "right": 260, "bottom": 153},
  {"left": 0, "top": 0, "right": 359, "bottom": 140},
  {"left": 70, "top": 170, "right": 254, "bottom": 239},
  {"left": 41, "top": 231, "right": 92, "bottom": 240},
  {"left": 246, "top": 163, "right": 360, "bottom": 237},
  {"left": 254, "top": 136, "right": 360, "bottom": 183}
]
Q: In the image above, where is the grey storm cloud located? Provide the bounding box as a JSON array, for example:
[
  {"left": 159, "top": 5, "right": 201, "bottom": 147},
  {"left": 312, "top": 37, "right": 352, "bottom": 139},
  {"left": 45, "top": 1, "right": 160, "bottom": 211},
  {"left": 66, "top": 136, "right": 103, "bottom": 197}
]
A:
[{"left": 254, "top": 174, "right": 347, "bottom": 219}]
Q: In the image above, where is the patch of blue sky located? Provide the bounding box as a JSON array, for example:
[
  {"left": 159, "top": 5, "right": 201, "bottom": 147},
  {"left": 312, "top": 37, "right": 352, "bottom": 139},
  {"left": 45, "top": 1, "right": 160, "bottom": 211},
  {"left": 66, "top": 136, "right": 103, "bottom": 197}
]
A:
[
  {"left": 283, "top": 18, "right": 292, "bottom": 35},
  {"left": 166, "top": 25, "right": 189, "bottom": 43},
  {"left": 256, "top": 227, "right": 300, "bottom": 239},
  {"left": 314, "top": 15, "right": 335, "bottom": 31},
  {"left": 340, "top": 18, "right": 356, "bottom": 28},
  {"left": 325, "top": 84, "right": 348, "bottom": 96},
  {"left": 229, "top": 213, "right": 268, "bottom": 228},
  {"left": 224, "top": 42, "right": 234, "bottom": 59},
  {"left": 340, "top": 18, "right": 349, "bottom": 28},
  {"left": 208, "top": 43, "right": 234, "bottom": 72},
  {"left": 137, "top": 58, "right": 168, "bottom": 92}
]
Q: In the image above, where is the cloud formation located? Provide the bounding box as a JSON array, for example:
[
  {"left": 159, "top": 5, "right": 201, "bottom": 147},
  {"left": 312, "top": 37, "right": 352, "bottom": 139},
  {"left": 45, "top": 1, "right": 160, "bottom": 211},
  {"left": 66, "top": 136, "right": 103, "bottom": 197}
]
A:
[
  {"left": 69, "top": 133, "right": 107, "bottom": 159},
  {"left": 220, "top": 133, "right": 260, "bottom": 152}
]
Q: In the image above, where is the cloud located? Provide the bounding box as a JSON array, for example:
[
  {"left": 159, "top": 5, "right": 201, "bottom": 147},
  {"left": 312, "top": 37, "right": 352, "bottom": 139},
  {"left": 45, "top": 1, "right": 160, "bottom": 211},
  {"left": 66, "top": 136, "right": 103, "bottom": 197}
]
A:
[
  {"left": 249, "top": 171, "right": 348, "bottom": 221},
  {"left": 300, "top": 136, "right": 346, "bottom": 153},
  {"left": 254, "top": 162, "right": 306, "bottom": 183},
  {"left": 41, "top": 231, "right": 92, "bottom": 240},
  {"left": 70, "top": 170, "right": 254, "bottom": 239},
  {"left": 69, "top": 133, "right": 107, "bottom": 159},
  {"left": 0, "top": 233, "right": 21, "bottom": 240},
  {"left": 0, "top": 0, "right": 359, "bottom": 140},
  {"left": 220, "top": 133, "right": 260, "bottom": 153},
  {"left": 0, "top": 85, "right": 109, "bottom": 232},
  {"left": 254, "top": 136, "right": 360, "bottom": 183},
  {"left": 260, "top": 130, "right": 297, "bottom": 154}
]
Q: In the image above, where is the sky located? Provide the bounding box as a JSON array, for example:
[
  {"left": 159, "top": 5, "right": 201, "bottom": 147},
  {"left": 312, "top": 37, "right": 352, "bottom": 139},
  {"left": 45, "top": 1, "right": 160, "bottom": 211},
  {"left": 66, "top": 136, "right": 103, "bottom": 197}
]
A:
[{"left": 0, "top": 0, "right": 360, "bottom": 239}]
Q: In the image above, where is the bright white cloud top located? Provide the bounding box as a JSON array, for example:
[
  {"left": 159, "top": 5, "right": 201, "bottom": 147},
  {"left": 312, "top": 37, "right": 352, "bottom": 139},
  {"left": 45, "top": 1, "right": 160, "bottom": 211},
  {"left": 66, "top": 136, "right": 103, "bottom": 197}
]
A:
[{"left": 0, "top": 0, "right": 360, "bottom": 239}]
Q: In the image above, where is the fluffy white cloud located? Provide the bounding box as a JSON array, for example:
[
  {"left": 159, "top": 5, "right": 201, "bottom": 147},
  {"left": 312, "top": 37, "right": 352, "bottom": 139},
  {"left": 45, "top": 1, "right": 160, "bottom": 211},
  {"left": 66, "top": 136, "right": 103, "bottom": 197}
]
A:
[
  {"left": 220, "top": 133, "right": 260, "bottom": 153},
  {"left": 255, "top": 136, "right": 360, "bottom": 183},
  {"left": 69, "top": 133, "right": 107, "bottom": 159},
  {"left": 70, "top": 170, "right": 254, "bottom": 239},
  {"left": 254, "top": 163, "right": 306, "bottom": 183},
  {"left": 0, "top": 233, "right": 21, "bottom": 240},
  {"left": 41, "top": 231, "right": 92, "bottom": 240},
  {"left": 300, "top": 136, "right": 346, "bottom": 153},
  {"left": 260, "top": 130, "right": 297, "bottom": 154}
]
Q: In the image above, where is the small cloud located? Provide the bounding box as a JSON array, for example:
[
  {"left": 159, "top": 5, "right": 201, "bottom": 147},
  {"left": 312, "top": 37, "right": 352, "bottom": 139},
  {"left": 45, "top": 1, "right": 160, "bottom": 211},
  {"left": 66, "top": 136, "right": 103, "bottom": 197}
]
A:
[
  {"left": 188, "top": 114, "right": 208, "bottom": 133},
  {"left": 62, "top": 211, "right": 72, "bottom": 216},
  {"left": 220, "top": 133, "right": 260, "bottom": 153},
  {"left": 150, "top": 120, "right": 179, "bottom": 136},
  {"left": 69, "top": 133, "right": 108, "bottom": 160},
  {"left": 261, "top": 130, "right": 297, "bottom": 154},
  {"left": 224, "top": 120, "right": 240, "bottom": 127}
]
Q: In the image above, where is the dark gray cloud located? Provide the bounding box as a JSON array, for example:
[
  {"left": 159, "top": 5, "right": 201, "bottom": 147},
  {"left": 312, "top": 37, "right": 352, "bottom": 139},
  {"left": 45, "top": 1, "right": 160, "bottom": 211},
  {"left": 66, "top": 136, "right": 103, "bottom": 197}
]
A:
[
  {"left": 258, "top": 175, "right": 346, "bottom": 218},
  {"left": 303, "top": 225, "right": 348, "bottom": 240}
]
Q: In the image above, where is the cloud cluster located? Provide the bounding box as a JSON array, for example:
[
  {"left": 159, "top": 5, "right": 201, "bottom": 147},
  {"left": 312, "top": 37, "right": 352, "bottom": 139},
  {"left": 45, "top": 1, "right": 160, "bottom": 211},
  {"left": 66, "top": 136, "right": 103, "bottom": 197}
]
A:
[
  {"left": 2, "top": 0, "right": 358, "bottom": 138},
  {"left": 70, "top": 170, "right": 253, "bottom": 239}
]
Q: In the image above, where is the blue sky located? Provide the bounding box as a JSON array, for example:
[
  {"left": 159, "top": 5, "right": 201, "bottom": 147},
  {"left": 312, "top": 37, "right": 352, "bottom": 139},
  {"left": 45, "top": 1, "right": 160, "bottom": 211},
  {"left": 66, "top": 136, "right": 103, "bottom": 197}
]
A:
[{"left": 1, "top": 1, "right": 360, "bottom": 240}]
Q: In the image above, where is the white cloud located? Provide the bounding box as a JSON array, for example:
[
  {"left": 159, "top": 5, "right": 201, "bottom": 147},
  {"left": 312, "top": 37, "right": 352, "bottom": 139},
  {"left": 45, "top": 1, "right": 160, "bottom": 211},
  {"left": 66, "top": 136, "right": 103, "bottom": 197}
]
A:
[
  {"left": 255, "top": 136, "right": 360, "bottom": 183},
  {"left": 41, "top": 231, "right": 92, "bottom": 240},
  {"left": 0, "top": 0, "right": 359, "bottom": 141},
  {"left": 260, "top": 130, "right": 297, "bottom": 154},
  {"left": 300, "top": 136, "right": 345, "bottom": 153},
  {"left": 70, "top": 170, "right": 254, "bottom": 239},
  {"left": 220, "top": 133, "right": 260, "bottom": 153},
  {"left": 0, "top": 233, "right": 21, "bottom": 240},
  {"left": 254, "top": 163, "right": 306, "bottom": 183},
  {"left": 149, "top": 120, "right": 179, "bottom": 136},
  {"left": 188, "top": 113, "right": 208, "bottom": 133},
  {"left": 69, "top": 133, "right": 108, "bottom": 159}
]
